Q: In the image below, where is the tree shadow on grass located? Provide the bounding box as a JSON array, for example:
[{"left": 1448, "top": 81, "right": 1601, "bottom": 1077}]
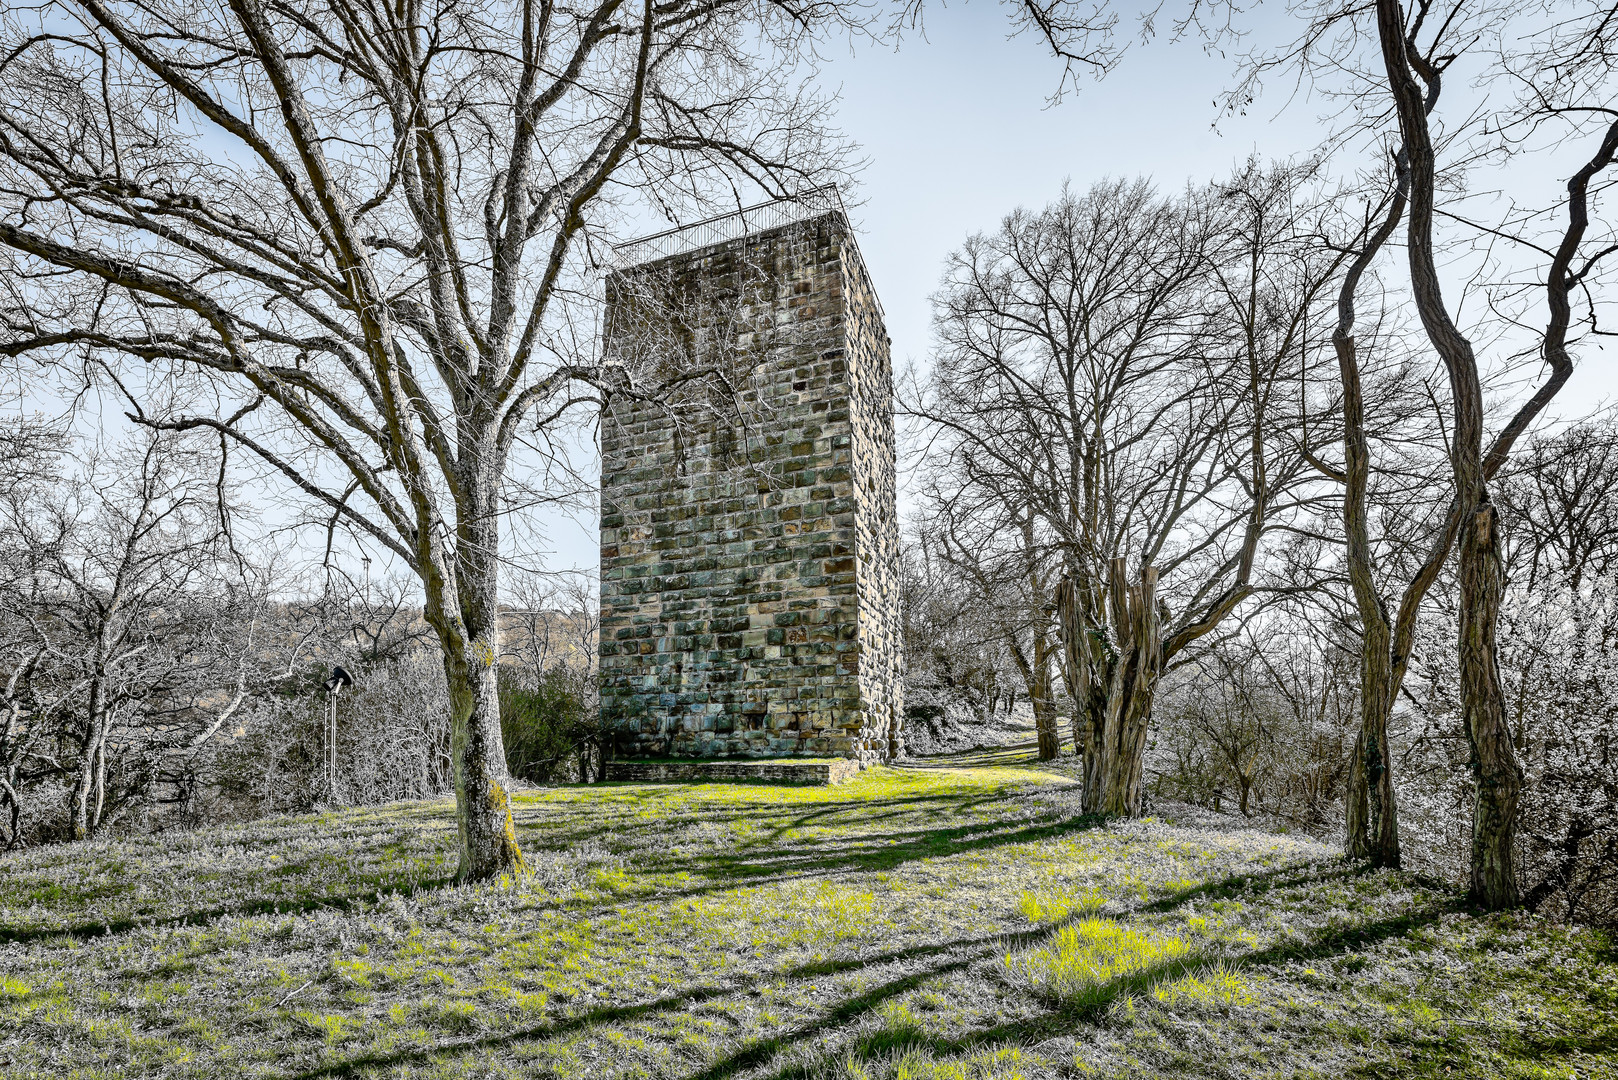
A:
[
  {"left": 275, "top": 880, "right": 1109, "bottom": 1080},
  {"left": 0, "top": 873, "right": 460, "bottom": 946},
  {"left": 281, "top": 983, "right": 742, "bottom": 1080},
  {"left": 643, "top": 808, "right": 1110, "bottom": 904},
  {"left": 1136, "top": 858, "right": 1377, "bottom": 916},
  {"left": 274, "top": 858, "right": 1395, "bottom": 1080},
  {"left": 743, "top": 875, "right": 1453, "bottom": 1080},
  {"left": 1354, "top": 1019, "right": 1618, "bottom": 1080}
]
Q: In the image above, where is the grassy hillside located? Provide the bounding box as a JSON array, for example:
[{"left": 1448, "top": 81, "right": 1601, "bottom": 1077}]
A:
[{"left": 0, "top": 758, "right": 1613, "bottom": 1079}]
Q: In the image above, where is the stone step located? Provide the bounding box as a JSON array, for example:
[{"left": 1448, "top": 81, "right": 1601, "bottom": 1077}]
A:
[{"left": 604, "top": 757, "right": 863, "bottom": 785}]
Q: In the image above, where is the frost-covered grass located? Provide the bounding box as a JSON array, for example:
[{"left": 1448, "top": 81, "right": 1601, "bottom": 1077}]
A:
[{"left": 0, "top": 757, "right": 1613, "bottom": 1079}]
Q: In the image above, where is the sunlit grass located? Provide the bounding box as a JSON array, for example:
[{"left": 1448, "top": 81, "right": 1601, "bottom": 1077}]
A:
[
  {"left": 1003, "top": 917, "right": 1191, "bottom": 1011},
  {"left": 1015, "top": 888, "right": 1104, "bottom": 926},
  {"left": 1148, "top": 961, "right": 1253, "bottom": 1010},
  {"left": 0, "top": 759, "right": 1614, "bottom": 1079}
]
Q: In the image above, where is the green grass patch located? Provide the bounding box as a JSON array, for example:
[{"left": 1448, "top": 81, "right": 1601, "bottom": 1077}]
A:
[
  {"left": 1003, "top": 917, "right": 1191, "bottom": 1012},
  {"left": 0, "top": 755, "right": 1613, "bottom": 1079}
]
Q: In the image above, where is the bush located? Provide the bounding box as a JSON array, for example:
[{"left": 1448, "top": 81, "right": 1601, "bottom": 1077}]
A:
[{"left": 499, "top": 666, "right": 595, "bottom": 783}]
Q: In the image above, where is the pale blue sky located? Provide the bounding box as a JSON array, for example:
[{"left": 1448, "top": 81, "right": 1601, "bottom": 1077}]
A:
[{"left": 824, "top": 3, "right": 1327, "bottom": 378}]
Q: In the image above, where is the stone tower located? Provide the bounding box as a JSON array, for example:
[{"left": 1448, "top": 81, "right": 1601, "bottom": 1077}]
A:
[{"left": 598, "top": 190, "right": 901, "bottom": 763}]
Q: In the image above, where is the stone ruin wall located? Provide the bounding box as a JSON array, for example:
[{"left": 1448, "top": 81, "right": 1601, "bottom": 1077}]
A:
[
  {"left": 843, "top": 250, "right": 903, "bottom": 759},
  {"left": 598, "top": 211, "right": 902, "bottom": 761}
]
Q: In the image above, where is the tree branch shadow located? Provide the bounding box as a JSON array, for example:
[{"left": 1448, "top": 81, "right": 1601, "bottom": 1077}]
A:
[
  {"left": 0, "top": 874, "right": 460, "bottom": 946},
  {"left": 748, "top": 895, "right": 1460, "bottom": 1080}
]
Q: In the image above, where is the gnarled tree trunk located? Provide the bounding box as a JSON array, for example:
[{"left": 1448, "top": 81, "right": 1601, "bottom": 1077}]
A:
[
  {"left": 1058, "top": 558, "right": 1162, "bottom": 816},
  {"left": 1057, "top": 571, "right": 1110, "bottom": 814},
  {"left": 441, "top": 637, "right": 523, "bottom": 881},
  {"left": 1097, "top": 562, "right": 1161, "bottom": 817},
  {"left": 427, "top": 469, "right": 524, "bottom": 882}
]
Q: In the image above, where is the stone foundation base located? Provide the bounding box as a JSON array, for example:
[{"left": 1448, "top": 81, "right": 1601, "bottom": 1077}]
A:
[{"left": 604, "top": 757, "right": 864, "bottom": 786}]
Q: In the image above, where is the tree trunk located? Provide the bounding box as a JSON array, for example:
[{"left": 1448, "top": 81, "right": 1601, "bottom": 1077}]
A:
[
  {"left": 1333, "top": 155, "right": 1407, "bottom": 870},
  {"left": 91, "top": 737, "right": 107, "bottom": 832},
  {"left": 1057, "top": 562, "right": 1160, "bottom": 816},
  {"left": 441, "top": 630, "right": 524, "bottom": 880},
  {"left": 1376, "top": 0, "right": 1521, "bottom": 907},
  {"left": 1032, "top": 694, "right": 1061, "bottom": 761},
  {"left": 431, "top": 470, "right": 525, "bottom": 882},
  {"left": 1031, "top": 637, "right": 1061, "bottom": 761},
  {"left": 1344, "top": 618, "right": 1401, "bottom": 868},
  {"left": 69, "top": 665, "right": 110, "bottom": 841},
  {"left": 1058, "top": 573, "right": 1108, "bottom": 812},
  {"left": 1098, "top": 560, "right": 1161, "bottom": 817},
  {"left": 1460, "top": 506, "right": 1522, "bottom": 907}
]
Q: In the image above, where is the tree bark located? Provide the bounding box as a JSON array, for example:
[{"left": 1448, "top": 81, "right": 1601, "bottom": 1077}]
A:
[
  {"left": 1458, "top": 505, "right": 1520, "bottom": 908},
  {"left": 1334, "top": 162, "right": 1408, "bottom": 870},
  {"left": 1014, "top": 610, "right": 1062, "bottom": 762},
  {"left": 441, "top": 639, "right": 523, "bottom": 880},
  {"left": 429, "top": 469, "right": 524, "bottom": 882},
  {"left": 1375, "top": 0, "right": 1520, "bottom": 907},
  {"left": 1030, "top": 650, "right": 1062, "bottom": 762},
  {"left": 1057, "top": 571, "right": 1111, "bottom": 813},
  {"left": 1098, "top": 560, "right": 1161, "bottom": 817},
  {"left": 1057, "top": 561, "right": 1163, "bottom": 815},
  {"left": 69, "top": 658, "right": 111, "bottom": 842}
]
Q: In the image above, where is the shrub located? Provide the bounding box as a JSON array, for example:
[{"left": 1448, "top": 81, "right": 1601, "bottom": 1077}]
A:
[
  {"left": 212, "top": 647, "right": 452, "bottom": 817},
  {"left": 499, "top": 666, "right": 593, "bottom": 783}
]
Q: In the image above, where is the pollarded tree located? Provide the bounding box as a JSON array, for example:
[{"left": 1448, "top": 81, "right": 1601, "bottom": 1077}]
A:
[{"left": 0, "top": 0, "right": 855, "bottom": 877}]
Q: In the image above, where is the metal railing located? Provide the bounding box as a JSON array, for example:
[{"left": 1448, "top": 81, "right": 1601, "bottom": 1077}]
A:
[{"left": 609, "top": 185, "right": 884, "bottom": 321}]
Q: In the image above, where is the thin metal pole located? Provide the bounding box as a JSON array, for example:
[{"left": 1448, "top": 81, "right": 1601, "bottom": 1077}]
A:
[{"left": 327, "top": 690, "right": 339, "bottom": 805}]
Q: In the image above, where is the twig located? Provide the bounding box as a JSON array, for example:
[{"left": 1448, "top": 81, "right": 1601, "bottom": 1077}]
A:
[{"left": 273, "top": 979, "right": 315, "bottom": 1009}]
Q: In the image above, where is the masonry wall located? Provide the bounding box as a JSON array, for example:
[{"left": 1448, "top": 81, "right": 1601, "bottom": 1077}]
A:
[
  {"left": 844, "top": 251, "right": 904, "bottom": 759},
  {"left": 599, "top": 211, "right": 902, "bottom": 761}
]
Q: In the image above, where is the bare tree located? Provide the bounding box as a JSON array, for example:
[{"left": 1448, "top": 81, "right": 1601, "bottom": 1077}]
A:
[
  {"left": 897, "top": 544, "right": 1009, "bottom": 749},
  {"left": 913, "top": 165, "right": 1345, "bottom": 816},
  {"left": 1496, "top": 421, "right": 1618, "bottom": 923},
  {"left": 1315, "top": 160, "right": 1463, "bottom": 870},
  {"left": 928, "top": 504, "right": 1064, "bottom": 759},
  {"left": 1004, "top": 0, "right": 1618, "bottom": 907},
  {"left": 0, "top": 428, "right": 263, "bottom": 842},
  {"left": 0, "top": 0, "right": 854, "bottom": 876},
  {"left": 1155, "top": 618, "right": 1355, "bottom": 823},
  {"left": 1315, "top": 0, "right": 1618, "bottom": 907}
]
